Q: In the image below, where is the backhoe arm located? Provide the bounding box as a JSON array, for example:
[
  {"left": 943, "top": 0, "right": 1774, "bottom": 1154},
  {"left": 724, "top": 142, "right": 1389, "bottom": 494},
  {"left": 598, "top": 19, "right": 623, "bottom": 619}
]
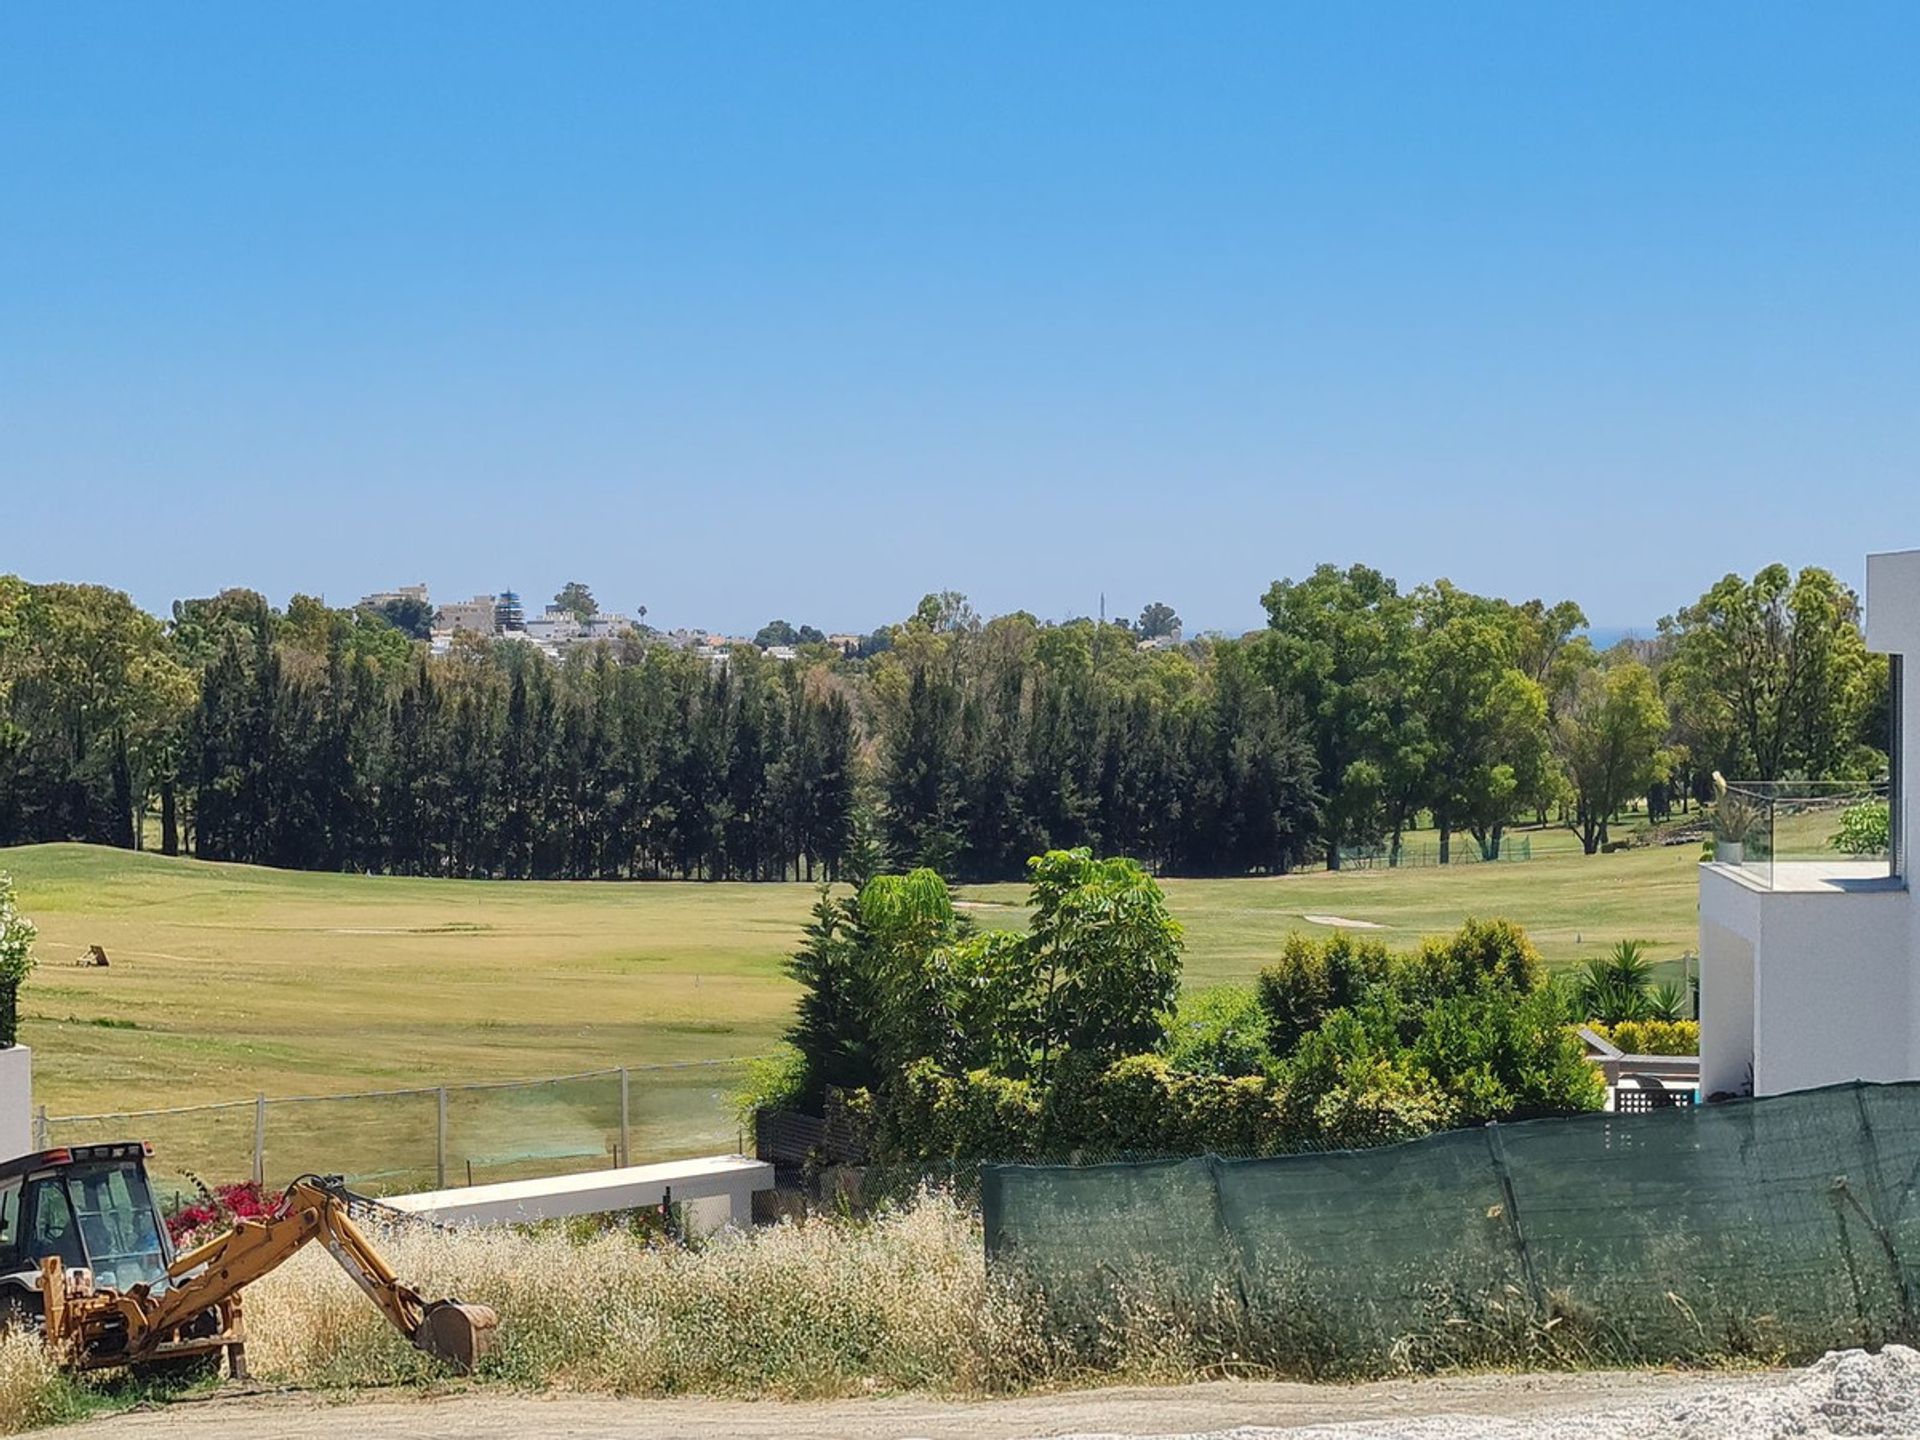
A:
[{"left": 46, "top": 1175, "right": 496, "bottom": 1374}]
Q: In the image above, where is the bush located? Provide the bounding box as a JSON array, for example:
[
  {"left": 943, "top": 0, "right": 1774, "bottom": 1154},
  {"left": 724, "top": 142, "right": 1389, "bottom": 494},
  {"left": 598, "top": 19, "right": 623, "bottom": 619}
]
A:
[
  {"left": 1572, "top": 940, "right": 1657, "bottom": 1025},
  {"left": 0, "top": 873, "right": 36, "bottom": 1048},
  {"left": 1269, "top": 920, "right": 1602, "bottom": 1141},
  {"left": 879, "top": 1062, "right": 1043, "bottom": 1161},
  {"left": 1255, "top": 930, "right": 1392, "bottom": 1054},
  {"left": 734, "top": 1045, "right": 808, "bottom": 1124},
  {"left": 166, "top": 1179, "right": 275, "bottom": 1245},
  {"left": 1068, "top": 1055, "right": 1287, "bottom": 1157},
  {"left": 1587, "top": 1018, "right": 1699, "bottom": 1056},
  {"left": 1400, "top": 916, "right": 1545, "bottom": 1002},
  {"left": 1831, "top": 801, "right": 1891, "bottom": 856},
  {"left": 879, "top": 1054, "right": 1293, "bottom": 1162},
  {"left": 1161, "top": 986, "right": 1271, "bottom": 1077}
]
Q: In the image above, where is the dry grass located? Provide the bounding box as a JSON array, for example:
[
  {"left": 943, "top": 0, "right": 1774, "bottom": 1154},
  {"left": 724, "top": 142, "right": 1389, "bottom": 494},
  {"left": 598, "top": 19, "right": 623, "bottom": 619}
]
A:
[
  {"left": 236, "top": 1191, "right": 1208, "bottom": 1399},
  {"left": 0, "top": 1329, "right": 81, "bottom": 1435}
]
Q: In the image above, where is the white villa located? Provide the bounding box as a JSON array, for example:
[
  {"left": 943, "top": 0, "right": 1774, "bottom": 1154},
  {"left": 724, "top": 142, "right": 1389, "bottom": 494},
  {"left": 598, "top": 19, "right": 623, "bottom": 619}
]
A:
[{"left": 1700, "top": 549, "right": 1913, "bottom": 1098}]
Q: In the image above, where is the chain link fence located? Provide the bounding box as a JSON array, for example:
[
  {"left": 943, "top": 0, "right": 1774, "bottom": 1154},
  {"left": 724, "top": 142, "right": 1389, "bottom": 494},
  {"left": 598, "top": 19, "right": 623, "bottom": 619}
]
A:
[
  {"left": 38, "top": 1058, "right": 757, "bottom": 1205},
  {"left": 984, "top": 1080, "right": 1920, "bottom": 1372}
]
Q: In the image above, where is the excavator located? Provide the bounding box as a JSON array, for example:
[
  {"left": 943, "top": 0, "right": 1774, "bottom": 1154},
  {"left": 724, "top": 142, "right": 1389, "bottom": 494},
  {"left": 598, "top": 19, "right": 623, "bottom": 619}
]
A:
[{"left": 1, "top": 1141, "right": 497, "bottom": 1377}]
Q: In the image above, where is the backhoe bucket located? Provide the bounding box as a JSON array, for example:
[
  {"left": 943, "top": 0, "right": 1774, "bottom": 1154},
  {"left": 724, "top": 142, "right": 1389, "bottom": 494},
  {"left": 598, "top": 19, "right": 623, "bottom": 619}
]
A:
[{"left": 412, "top": 1300, "right": 499, "bottom": 1373}]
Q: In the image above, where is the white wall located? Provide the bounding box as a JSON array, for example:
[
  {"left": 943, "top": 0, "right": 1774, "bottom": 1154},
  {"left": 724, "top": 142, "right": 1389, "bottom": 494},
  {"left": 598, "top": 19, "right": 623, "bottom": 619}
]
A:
[
  {"left": 1700, "top": 865, "right": 1913, "bottom": 1097},
  {"left": 1753, "top": 889, "right": 1910, "bottom": 1094},
  {"left": 1699, "top": 909, "right": 1756, "bottom": 1097},
  {"left": 1866, "top": 549, "right": 1920, "bottom": 1075},
  {"left": 0, "top": 1046, "right": 31, "bottom": 1159}
]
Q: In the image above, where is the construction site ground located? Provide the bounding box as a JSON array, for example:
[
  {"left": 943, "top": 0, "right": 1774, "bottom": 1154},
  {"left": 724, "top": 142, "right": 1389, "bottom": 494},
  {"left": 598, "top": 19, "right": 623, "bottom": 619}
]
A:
[{"left": 54, "top": 1367, "right": 1789, "bottom": 1440}]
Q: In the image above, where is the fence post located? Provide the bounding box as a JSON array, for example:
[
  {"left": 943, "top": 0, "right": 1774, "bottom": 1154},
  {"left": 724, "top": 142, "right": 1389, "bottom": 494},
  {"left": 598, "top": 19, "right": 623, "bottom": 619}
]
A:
[
  {"left": 436, "top": 1087, "right": 448, "bottom": 1190},
  {"left": 1851, "top": 1084, "right": 1917, "bottom": 1338},
  {"left": 618, "top": 1068, "right": 631, "bottom": 1169},
  {"left": 33, "top": 1105, "right": 48, "bottom": 1149},
  {"left": 1484, "top": 1121, "right": 1546, "bottom": 1317},
  {"left": 252, "top": 1093, "right": 266, "bottom": 1189}
]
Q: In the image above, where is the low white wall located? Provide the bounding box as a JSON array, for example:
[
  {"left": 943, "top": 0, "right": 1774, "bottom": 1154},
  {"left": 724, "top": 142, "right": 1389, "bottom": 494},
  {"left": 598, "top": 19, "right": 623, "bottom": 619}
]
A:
[{"left": 0, "top": 1046, "right": 31, "bottom": 1159}]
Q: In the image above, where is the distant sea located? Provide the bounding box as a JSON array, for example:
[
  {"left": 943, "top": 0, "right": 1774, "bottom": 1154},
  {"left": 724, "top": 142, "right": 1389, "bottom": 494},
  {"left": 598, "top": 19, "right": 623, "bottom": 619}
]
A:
[{"left": 1586, "top": 625, "right": 1653, "bottom": 650}]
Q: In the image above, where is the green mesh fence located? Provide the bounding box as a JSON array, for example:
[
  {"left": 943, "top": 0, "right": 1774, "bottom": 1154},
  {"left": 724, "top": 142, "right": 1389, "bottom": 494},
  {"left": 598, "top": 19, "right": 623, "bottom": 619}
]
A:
[{"left": 982, "top": 1081, "right": 1920, "bottom": 1372}]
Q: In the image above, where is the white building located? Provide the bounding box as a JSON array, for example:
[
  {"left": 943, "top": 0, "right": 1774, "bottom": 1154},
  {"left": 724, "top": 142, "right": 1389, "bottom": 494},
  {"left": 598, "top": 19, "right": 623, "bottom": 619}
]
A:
[{"left": 1699, "top": 549, "right": 1912, "bottom": 1098}]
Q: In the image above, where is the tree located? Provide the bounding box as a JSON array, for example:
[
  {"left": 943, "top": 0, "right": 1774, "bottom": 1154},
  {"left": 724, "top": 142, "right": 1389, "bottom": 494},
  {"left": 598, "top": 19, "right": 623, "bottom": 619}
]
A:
[
  {"left": 1412, "top": 584, "right": 1554, "bottom": 861},
  {"left": 1259, "top": 564, "right": 1414, "bottom": 868},
  {"left": 910, "top": 591, "right": 978, "bottom": 635},
  {"left": 1660, "top": 565, "right": 1876, "bottom": 781},
  {"left": 754, "top": 620, "right": 799, "bottom": 648},
  {"left": 1137, "top": 601, "right": 1181, "bottom": 640},
  {"left": 1020, "top": 849, "right": 1183, "bottom": 1084},
  {"left": 1556, "top": 660, "right": 1670, "bottom": 853},
  {"left": 0, "top": 582, "right": 195, "bottom": 849},
  {"left": 553, "top": 582, "right": 598, "bottom": 623},
  {"left": 366, "top": 595, "right": 433, "bottom": 640},
  {"left": 782, "top": 888, "right": 885, "bottom": 1108}
]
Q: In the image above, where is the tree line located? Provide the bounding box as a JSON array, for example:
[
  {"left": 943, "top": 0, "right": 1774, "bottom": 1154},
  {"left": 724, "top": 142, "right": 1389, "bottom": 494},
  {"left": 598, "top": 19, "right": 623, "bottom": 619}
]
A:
[{"left": 0, "top": 561, "right": 1888, "bottom": 880}]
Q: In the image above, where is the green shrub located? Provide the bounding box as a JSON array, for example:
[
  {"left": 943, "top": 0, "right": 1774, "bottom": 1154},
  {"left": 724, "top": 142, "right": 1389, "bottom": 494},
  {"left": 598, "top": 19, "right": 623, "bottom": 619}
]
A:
[
  {"left": 1406, "top": 987, "right": 1606, "bottom": 1122},
  {"left": 1162, "top": 986, "right": 1271, "bottom": 1077},
  {"left": 879, "top": 1061, "right": 1043, "bottom": 1161},
  {"left": 1831, "top": 801, "right": 1891, "bottom": 856},
  {"left": 1587, "top": 1018, "right": 1699, "bottom": 1056},
  {"left": 0, "top": 873, "right": 35, "bottom": 1049},
  {"left": 1067, "top": 1054, "right": 1288, "bottom": 1157},
  {"left": 734, "top": 1044, "right": 808, "bottom": 1123},
  {"left": 1400, "top": 916, "right": 1545, "bottom": 1002},
  {"left": 1573, "top": 939, "right": 1656, "bottom": 1025},
  {"left": 1255, "top": 930, "right": 1392, "bottom": 1054},
  {"left": 880, "top": 1054, "right": 1293, "bottom": 1162}
]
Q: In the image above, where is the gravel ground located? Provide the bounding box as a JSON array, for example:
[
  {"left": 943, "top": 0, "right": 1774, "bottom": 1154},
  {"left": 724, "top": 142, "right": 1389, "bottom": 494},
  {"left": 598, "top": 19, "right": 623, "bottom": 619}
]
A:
[
  {"left": 1061, "top": 1347, "right": 1920, "bottom": 1440},
  {"left": 49, "top": 1352, "right": 1920, "bottom": 1440}
]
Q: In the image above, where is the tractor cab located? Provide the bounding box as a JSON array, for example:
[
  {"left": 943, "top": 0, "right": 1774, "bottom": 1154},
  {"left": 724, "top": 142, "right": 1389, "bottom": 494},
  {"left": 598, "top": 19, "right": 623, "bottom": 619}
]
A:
[{"left": 1, "top": 1144, "right": 172, "bottom": 1320}]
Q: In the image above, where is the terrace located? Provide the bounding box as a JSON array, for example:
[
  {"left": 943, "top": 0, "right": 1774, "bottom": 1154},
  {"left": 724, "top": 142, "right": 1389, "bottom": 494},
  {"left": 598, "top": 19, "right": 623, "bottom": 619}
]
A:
[{"left": 1704, "top": 779, "right": 1899, "bottom": 893}]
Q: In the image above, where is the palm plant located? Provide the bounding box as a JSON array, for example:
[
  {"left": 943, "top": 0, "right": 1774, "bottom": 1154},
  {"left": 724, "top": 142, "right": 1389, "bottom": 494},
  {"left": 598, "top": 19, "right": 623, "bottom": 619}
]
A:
[
  {"left": 1647, "top": 980, "right": 1689, "bottom": 1023},
  {"left": 1575, "top": 939, "right": 1656, "bottom": 1026}
]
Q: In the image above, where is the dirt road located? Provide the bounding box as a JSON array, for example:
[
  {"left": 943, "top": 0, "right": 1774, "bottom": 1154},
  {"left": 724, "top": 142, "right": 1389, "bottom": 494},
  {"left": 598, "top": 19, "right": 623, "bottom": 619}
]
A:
[{"left": 58, "top": 1370, "right": 1781, "bottom": 1440}]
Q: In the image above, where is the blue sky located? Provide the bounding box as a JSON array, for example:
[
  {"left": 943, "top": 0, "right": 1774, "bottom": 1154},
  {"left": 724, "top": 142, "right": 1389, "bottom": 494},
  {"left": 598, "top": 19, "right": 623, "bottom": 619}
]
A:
[{"left": 4, "top": 3, "right": 1916, "bottom": 636}]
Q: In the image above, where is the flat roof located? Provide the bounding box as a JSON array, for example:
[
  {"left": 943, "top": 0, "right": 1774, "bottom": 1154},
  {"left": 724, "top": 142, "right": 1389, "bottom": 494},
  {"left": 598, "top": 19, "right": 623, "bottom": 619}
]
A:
[{"left": 1706, "top": 859, "right": 1907, "bottom": 895}]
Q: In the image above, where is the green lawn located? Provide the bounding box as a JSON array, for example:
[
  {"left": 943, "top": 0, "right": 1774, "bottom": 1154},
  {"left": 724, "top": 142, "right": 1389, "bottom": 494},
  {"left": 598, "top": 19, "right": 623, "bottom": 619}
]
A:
[{"left": 0, "top": 832, "right": 1702, "bottom": 1190}]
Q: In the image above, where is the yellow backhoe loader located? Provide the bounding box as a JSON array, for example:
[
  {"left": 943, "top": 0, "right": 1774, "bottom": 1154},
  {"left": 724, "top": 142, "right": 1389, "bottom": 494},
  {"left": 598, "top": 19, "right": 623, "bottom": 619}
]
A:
[{"left": 1, "top": 1142, "right": 497, "bottom": 1377}]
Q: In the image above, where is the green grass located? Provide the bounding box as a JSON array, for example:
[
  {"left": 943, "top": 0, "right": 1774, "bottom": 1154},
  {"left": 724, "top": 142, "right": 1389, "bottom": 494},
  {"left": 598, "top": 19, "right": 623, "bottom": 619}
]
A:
[
  {"left": 1, "top": 831, "right": 1702, "bottom": 1186},
  {"left": 964, "top": 822, "right": 1703, "bottom": 988}
]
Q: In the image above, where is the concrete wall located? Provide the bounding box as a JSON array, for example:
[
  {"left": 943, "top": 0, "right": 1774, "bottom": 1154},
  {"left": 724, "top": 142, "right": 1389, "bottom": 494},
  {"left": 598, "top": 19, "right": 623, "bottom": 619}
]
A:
[
  {"left": 1700, "top": 864, "right": 1913, "bottom": 1097},
  {"left": 1699, "top": 909, "right": 1756, "bottom": 1097},
  {"left": 1753, "top": 888, "right": 1911, "bottom": 1094},
  {"left": 0, "top": 1046, "right": 31, "bottom": 1159}
]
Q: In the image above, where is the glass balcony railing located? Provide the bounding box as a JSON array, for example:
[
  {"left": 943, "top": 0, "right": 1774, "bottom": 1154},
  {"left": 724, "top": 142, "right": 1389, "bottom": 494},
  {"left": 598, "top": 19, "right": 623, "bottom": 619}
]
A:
[{"left": 1711, "top": 779, "right": 1898, "bottom": 891}]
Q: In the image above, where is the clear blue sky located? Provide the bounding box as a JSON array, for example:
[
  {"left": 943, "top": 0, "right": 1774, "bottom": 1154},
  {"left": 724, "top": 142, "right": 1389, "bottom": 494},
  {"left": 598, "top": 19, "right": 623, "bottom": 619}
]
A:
[{"left": 4, "top": 3, "right": 1917, "bottom": 636}]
